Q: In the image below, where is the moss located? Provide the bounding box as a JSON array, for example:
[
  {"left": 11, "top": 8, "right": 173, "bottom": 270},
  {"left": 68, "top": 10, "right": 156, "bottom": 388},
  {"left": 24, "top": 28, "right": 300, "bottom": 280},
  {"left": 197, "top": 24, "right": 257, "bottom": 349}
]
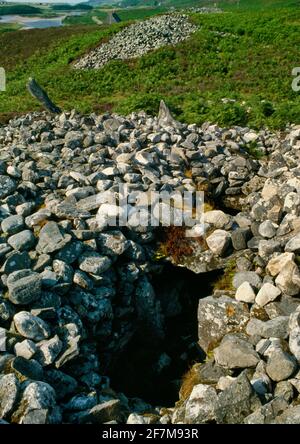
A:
[{"left": 213, "top": 259, "right": 236, "bottom": 292}]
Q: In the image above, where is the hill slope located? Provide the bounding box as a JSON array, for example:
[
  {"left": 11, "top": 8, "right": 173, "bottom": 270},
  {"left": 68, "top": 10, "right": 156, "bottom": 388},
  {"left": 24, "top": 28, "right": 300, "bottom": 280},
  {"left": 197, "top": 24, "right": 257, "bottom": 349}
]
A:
[{"left": 1, "top": 6, "right": 300, "bottom": 128}]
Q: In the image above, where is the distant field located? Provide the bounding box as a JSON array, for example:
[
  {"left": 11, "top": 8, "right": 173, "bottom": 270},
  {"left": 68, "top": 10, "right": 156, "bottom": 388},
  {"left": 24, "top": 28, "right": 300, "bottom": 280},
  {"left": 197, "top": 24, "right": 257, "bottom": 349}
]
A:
[
  {"left": 63, "top": 6, "right": 167, "bottom": 26},
  {"left": 0, "top": 4, "right": 42, "bottom": 15},
  {"left": 1, "top": 4, "right": 300, "bottom": 129}
]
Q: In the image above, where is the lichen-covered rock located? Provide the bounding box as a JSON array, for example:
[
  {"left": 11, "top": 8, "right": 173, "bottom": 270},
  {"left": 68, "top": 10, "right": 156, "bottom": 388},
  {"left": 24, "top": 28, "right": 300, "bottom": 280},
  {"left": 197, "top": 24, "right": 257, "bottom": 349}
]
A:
[
  {"left": 198, "top": 296, "right": 249, "bottom": 352},
  {"left": 214, "top": 335, "right": 260, "bottom": 369},
  {"left": 215, "top": 371, "right": 261, "bottom": 424}
]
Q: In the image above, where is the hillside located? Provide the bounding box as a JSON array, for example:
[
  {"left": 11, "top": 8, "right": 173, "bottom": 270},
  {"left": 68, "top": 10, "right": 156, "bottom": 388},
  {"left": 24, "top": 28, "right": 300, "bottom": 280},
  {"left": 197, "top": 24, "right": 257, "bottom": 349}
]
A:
[{"left": 1, "top": 5, "right": 300, "bottom": 129}]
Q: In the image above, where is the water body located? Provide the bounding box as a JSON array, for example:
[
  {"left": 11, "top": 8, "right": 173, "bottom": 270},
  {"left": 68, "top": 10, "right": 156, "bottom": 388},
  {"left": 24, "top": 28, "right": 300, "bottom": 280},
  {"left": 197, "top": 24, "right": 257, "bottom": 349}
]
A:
[{"left": 0, "top": 12, "right": 82, "bottom": 29}]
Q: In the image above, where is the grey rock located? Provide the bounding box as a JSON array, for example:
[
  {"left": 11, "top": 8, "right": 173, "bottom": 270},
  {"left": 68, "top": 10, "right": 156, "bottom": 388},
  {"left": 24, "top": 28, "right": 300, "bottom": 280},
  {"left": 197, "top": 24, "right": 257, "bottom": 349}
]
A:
[
  {"left": 7, "top": 269, "right": 41, "bottom": 305},
  {"left": 1, "top": 215, "right": 24, "bottom": 235},
  {"left": 214, "top": 335, "right": 260, "bottom": 369},
  {"left": 8, "top": 230, "right": 35, "bottom": 251},
  {"left": 14, "top": 311, "right": 51, "bottom": 341},
  {"left": 36, "top": 222, "right": 72, "bottom": 255},
  {"left": 266, "top": 350, "right": 297, "bottom": 382},
  {"left": 233, "top": 271, "right": 262, "bottom": 290},
  {"left": 78, "top": 252, "right": 112, "bottom": 275},
  {"left": 184, "top": 384, "right": 218, "bottom": 424},
  {"left": 246, "top": 316, "right": 289, "bottom": 339},
  {"left": 215, "top": 371, "right": 261, "bottom": 424},
  {"left": 198, "top": 296, "right": 249, "bottom": 352},
  {"left": 0, "top": 373, "right": 20, "bottom": 419}
]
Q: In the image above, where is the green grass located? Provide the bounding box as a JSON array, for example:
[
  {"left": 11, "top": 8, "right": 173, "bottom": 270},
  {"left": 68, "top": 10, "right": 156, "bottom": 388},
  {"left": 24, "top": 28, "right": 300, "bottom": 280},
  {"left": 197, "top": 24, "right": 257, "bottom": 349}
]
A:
[
  {"left": 1, "top": 4, "right": 300, "bottom": 129},
  {"left": 0, "top": 4, "right": 42, "bottom": 15}
]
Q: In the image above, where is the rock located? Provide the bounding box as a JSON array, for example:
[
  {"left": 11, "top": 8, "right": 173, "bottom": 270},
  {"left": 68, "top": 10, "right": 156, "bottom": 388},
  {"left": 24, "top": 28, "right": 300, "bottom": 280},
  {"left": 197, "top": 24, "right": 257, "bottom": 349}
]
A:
[
  {"left": 274, "top": 381, "right": 294, "bottom": 402},
  {"left": 214, "top": 335, "right": 260, "bottom": 369},
  {"left": 1, "top": 215, "right": 24, "bottom": 235},
  {"left": 36, "top": 335, "right": 63, "bottom": 366},
  {"left": 244, "top": 397, "right": 289, "bottom": 424},
  {"left": 36, "top": 222, "right": 72, "bottom": 255},
  {"left": 11, "top": 356, "right": 43, "bottom": 380},
  {"left": 44, "top": 370, "right": 78, "bottom": 401},
  {"left": 0, "top": 175, "right": 16, "bottom": 199},
  {"left": 14, "top": 311, "right": 51, "bottom": 341},
  {"left": 289, "top": 306, "right": 300, "bottom": 362},
  {"left": 255, "top": 283, "right": 281, "bottom": 307},
  {"left": 233, "top": 272, "right": 262, "bottom": 290},
  {"left": 0, "top": 374, "right": 20, "bottom": 419},
  {"left": 258, "top": 220, "right": 277, "bottom": 238},
  {"left": 78, "top": 252, "right": 112, "bottom": 275},
  {"left": 275, "top": 405, "right": 300, "bottom": 424},
  {"left": 206, "top": 230, "right": 231, "bottom": 256},
  {"left": 215, "top": 371, "right": 261, "bottom": 424},
  {"left": 84, "top": 399, "right": 125, "bottom": 424},
  {"left": 75, "top": 14, "right": 198, "bottom": 70},
  {"left": 63, "top": 392, "right": 98, "bottom": 412},
  {"left": 7, "top": 230, "right": 35, "bottom": 251},
  {"left": 246, "top": 316, "right": 289, "bottom": 339},
  {"left": 235, "top": 281, "right": 256, "bottom": 303},
  {"left": 275, "top": 261, "right": 300, "bottom": 295},
  {"left": 231, "top": 228, "right": 251, "bottom": 251},
  {"left": 266, "top": 350, "right": 297, "bottom": 382},
  {"left": 266, "top": 252, "right": 295, "bottom": 276},
  {"left": 11, "top": 381, "right": 58, "bottom": 424},
  {"left": 204, "top": 210, "right": 230, "bottom": 229},
  {"left": 14, "top": 339, "right": 37, "bottom": 359},
  {"left": 7, "top": 270, "right": 41, "bottom": 305},
  {"left": 184, "top": 384, "right": 218, "bottom": 424},
  {"left": 198, "top": 296, "right": 249, "bottom": 352},
  {"left": 97, "top": 231, "right": 128, "bottom": 256},
  {"left": 285, "top": 233, "right": 300, "bottom": 252}
]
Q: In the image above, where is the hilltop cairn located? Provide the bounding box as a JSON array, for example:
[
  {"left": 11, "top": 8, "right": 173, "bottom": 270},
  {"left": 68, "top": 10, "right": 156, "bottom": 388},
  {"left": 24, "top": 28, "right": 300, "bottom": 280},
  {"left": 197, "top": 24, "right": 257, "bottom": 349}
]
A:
[
  {"left": 74, "top": 14, "right": 198, "bottom": 70},
  {"left": 1, "top": 102, "right": 300, "bottom": 424}
]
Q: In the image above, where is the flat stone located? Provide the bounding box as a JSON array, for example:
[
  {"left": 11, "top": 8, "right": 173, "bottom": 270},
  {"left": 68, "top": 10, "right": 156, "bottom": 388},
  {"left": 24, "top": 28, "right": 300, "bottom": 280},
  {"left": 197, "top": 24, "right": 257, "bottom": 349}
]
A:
[
  {"left": 36, "top": 222, "right": 72, "bottom": 254},
  {"left": 214, "top": 335, "right": 260, "bottom": 369}
]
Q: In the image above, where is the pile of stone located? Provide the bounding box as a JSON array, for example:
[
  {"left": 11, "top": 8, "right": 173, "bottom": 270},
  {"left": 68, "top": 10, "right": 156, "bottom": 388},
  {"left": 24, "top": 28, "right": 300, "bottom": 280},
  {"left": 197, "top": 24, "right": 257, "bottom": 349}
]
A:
[
  {"left": 74, "top": 14, "right": 198, "bottom": 70},
  {"left": 1, "top": 103, "right": 300, "bottom": 423}
]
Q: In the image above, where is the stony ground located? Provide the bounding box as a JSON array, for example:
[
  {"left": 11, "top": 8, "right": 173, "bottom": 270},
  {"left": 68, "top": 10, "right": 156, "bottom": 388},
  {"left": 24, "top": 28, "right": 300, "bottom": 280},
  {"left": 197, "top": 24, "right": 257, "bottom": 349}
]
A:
[
  {"left": 1, "top": 104, "right": 300, "bottom": 423},
  {"left": 74, "top": 14, "right": 198, "bottom": 70}
]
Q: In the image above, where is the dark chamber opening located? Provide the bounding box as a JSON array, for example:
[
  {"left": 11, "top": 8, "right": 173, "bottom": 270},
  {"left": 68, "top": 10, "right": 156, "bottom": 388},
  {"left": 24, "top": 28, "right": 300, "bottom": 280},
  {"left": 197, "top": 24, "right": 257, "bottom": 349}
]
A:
[{"left": 108, "top": 264, "right": 222, "bottom": 407}]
